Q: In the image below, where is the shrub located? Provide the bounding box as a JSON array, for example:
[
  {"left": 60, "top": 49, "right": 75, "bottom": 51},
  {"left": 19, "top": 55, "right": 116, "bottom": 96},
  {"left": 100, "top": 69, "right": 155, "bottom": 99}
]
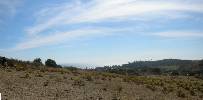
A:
[
  {"left": 43, "top": 81, "right": 49, "bottom": 86},
  {"left": 59, "top": 69, "right": 69, "bottom": 74},
  {"left": 16, "top": 66, "right": 27, "bottom": 71},
  {"left": 45, "top": 59, "right": 58, "bottom": 67},
  {"left": 117, "top": 85, "right": 123, "bottom": 93},
  {"left": 63, "top": 76, "right": 67, "bottom": 79},
  {"left": 0, "top": 57, "right": 7, "bottom": 67},
  {"left": 123, "top": 77, "right": 130, "bottom": 82},
  {"left": 40, "top": 67, "right": 46, "bottom": 72},
  {"left": 190, "top": 90, "right": 196, "bottom": 96},
  {"left": 162, "top": 86, "right": 174, "bottom": 94},
  {"left": 112, "top": 96, "right": 120, "bottom": 100},
  {"left": 33, "top": 58, "right": 43, "bottom": 67},
  {"left": 82, "top": 73, "right": 93, "bottom": 81},
  {"left": 177, "top": 89, "right": 186, "bottom": 98},
  {"left": 145, "top": 84, "right": 156, "bottom": 91},
  {"left": 72, "top": 71, "right": 80, "bottom": 76},
  {"left": 35, "top": 72, "right": 43, "bottom": 77},
  {"left": 20, "top": 73, "right": 30, "bottom": 79},
  {"left": 72, "top": 77, "right": 85, "bottom": 86},
  {"left": 74, "top": 79, "right": 85, "bottom": 86},
  {"left": 102, "top": 87, "right": 107, "bottom": 91}
]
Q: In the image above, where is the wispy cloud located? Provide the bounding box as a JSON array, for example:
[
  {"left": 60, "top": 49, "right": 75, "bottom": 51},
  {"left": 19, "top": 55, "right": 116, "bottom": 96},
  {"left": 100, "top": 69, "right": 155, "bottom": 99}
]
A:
[
  {"left": 152, "top": 31, "right": 203, "bottom": 38},
  {"left": 26, "top": 0, "right": 203, "bottom": 35},
  {"left": 13, "top": 27, "right": 124, "bottom": 50},
  {"left": 11, "top": 0, "right": 203, "bottom": 51}
]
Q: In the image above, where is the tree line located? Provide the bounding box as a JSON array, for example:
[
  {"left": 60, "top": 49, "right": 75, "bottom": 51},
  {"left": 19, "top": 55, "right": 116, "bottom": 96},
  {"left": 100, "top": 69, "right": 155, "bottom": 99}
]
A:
[
  {"left": 95, "top": 59, "right": 203, "bottom": 77},
  {"left": 0, "top": 56, "right": 62, "bottom": 68}
]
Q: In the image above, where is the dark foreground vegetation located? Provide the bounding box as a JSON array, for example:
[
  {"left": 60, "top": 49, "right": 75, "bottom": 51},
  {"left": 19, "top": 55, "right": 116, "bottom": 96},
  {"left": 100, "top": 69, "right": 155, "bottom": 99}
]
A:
[{"left": 0, "top": 56, "right": 203, "bottom": 100}]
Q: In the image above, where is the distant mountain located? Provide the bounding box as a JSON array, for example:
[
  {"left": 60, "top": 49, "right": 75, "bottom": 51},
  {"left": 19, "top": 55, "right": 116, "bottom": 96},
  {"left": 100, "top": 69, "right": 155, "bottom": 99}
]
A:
[
  {"left": 96, "top": 59, "right": 203, "bottom": 76},
  {"left": 122, "top": 59, "right": 196, "bottom": 69}
]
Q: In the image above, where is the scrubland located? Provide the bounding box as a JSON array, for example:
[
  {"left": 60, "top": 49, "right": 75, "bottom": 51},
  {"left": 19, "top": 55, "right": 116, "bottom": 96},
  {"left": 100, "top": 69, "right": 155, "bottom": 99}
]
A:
[{"left": 0, "top": 67, "right": 202, "bottom": 100}]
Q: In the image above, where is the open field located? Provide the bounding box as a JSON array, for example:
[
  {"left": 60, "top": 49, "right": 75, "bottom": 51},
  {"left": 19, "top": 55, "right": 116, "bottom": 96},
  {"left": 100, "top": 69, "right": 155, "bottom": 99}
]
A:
[
  {"left": 1, "top": 0, "right": 203, "bottom": 100},
  {"left": 0, "top": 68, "right": 202, "bottom": 100}
]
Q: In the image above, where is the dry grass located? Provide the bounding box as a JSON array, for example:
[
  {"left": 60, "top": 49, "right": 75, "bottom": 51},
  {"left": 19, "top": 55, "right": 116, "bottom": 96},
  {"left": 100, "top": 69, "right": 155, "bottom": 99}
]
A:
[{"left": 0, "top": 68, "right": 202, "bottom": 100}]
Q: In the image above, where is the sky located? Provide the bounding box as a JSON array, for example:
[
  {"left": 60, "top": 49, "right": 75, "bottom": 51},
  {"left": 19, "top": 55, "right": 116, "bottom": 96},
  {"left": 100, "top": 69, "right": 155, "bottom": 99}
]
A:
[{"left": 0, "top": 0, "right": 203, "bottom": 67}]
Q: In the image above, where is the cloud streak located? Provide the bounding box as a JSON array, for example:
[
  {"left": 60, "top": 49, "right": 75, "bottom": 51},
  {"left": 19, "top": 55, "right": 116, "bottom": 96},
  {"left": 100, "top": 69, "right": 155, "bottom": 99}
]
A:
[
  {"left": 153, "top": 31, "right": 203, "bottom": 38},
  {"left": 26, "top": 0, "right": 203, "bottom": 35},
  {"left": 14, "top": 27, "right": 124, "bottom": 50},
  {"left": 11, "top": 0, "right": 203, "bottom": 51}
]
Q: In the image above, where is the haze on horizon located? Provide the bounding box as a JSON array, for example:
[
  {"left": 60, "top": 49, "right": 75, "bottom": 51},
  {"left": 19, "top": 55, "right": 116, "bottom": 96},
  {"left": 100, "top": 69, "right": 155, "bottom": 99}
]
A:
[{"left": 0, "top": 0, "right": 203, "bottom": 67}]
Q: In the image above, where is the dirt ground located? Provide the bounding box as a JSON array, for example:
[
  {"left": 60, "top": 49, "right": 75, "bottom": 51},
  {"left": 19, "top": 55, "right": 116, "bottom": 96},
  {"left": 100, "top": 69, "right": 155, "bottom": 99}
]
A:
[{"left": 0, "top": 68, "right": 202, "bottom": 100}]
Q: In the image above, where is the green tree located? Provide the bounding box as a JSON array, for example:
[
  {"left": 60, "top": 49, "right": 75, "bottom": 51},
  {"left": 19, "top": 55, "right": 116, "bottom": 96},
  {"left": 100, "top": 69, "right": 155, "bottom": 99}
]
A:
[
  {"left": 33, "top": 58, "right": 43, "bottom": 66},
  {"left": 45, "top": 59, "right": 57, "bottom": 67},
  {"left": 0, "top": 57, "right": 7, "bottom": 67}
]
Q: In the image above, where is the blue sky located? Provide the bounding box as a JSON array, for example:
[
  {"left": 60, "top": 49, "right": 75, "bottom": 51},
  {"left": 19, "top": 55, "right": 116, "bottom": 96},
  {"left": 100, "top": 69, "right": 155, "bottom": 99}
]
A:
[{"left": 0, "top": 0, "right": 203, "bottom": 67}]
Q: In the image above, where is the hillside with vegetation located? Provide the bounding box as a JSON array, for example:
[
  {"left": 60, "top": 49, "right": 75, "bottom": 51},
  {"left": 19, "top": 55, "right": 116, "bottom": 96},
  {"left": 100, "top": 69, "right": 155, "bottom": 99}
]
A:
[
  {"left": 96, "top": 59, "right": 203, "bottom": 77},
  {"left": 0, "top": 56, "right": 203, "bottom": 100}
]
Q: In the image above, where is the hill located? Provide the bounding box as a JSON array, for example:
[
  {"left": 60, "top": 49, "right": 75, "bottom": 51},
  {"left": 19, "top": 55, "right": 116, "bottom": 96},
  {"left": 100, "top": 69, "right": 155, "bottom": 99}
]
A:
[{"left": 96, "top": 59, "right": 203, "bottom": 76}]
